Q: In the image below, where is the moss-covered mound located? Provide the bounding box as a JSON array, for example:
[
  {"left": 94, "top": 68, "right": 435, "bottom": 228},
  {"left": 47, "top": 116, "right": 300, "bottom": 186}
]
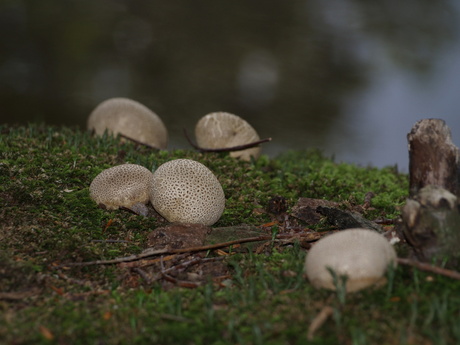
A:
[{"left": 1, "top": 124, "right": 459, "bottom": 345}]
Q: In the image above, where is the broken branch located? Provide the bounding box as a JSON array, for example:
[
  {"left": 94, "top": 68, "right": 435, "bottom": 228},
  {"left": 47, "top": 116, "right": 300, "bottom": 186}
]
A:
[
  {"left": 183, "top": 129, "right": 272, "bottom": 153},
  {"left": 55, "top": 232, "right": 323, "bottom": 269},
  {"left": 396, "top": 257, "right": 460, "bottom": 280},
  {"left": 118, "top": 133, "right": 161, "bottom": 150}
]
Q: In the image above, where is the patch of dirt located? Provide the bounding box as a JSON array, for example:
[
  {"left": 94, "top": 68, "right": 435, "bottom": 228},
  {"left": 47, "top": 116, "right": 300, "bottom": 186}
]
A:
[
  {"left": 121, "top": 223, "right": 230, "bottom": 288},
  {"left": 147, "top": 223, "right": 211, "bottom": 250},
  {"left": 291, "top": 198, "right": 340, "bottom": 225}
]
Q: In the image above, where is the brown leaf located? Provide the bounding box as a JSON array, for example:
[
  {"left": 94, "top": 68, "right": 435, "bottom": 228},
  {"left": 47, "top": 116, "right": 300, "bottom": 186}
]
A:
[{"left": 39, "top": 326, "right": 54, "bottom": 341}]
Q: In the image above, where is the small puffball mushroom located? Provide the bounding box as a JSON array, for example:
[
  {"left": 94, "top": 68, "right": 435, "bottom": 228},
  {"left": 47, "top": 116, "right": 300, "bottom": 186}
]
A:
[
  {"left": 149, "top": 159, "right": 225, "bottom": 226},
  {"left": 87, "top": 97, "right": 168, "bottom": 149},
  {"left": 305, "top": 228, "right": 397, "bottom": 292},
  {"left": 89, "top": 164, "right": 153, "bottom": 211},
  {"left": 195, "top": 112, "right": 261, "bottom": 161}
]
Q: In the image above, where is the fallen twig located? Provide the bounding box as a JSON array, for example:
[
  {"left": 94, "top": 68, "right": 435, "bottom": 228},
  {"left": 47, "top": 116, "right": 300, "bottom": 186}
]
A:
[
  {"left": 163, "top": 256, "right": 225, "bottom": 275},
  {"left": 91, "top": 239, "right": 133, "bottom": 243},
  {"left": 118, "top": 133, "right": 161, "bottom": 150},
  {"left": 55, "top": 232, "right": 323, "bottom": 269},
  {"left": 120, "top": 254, "right": 178, "bottom": 268},
  {"left": 307, "top": 306, "right": 334, "bottom": 341},
  {"left": 132, "top": 267, "right": 153, "bottom": 284},
  {"left": 161, "top": 272, "right": 201, "bottom": 288},
  {"left": 0, "top": 287, "right": 42, "bottom": 300},
  {"left": 397, "top": 257, "right": 460, "bottom": 280},
  {"left": 183, "top": 129, "right": 272, "bottom": 153}
]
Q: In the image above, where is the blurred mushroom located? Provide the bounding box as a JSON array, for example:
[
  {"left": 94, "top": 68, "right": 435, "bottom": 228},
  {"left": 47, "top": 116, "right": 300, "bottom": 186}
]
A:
[
  {"left": 87, "top": 97, "right": 168, "bottom": 149},
  {"left": 304, "top": 228, "right": 397, "bottom": 292},
  {"left": 149, "top": 159, "right": 225, "bottom": 226},
  {"left": 89, "top": 164, "right": 153, "bottom": 215},
  {"left": 194, "top": 112, "right": 261, "bottom": 161}
]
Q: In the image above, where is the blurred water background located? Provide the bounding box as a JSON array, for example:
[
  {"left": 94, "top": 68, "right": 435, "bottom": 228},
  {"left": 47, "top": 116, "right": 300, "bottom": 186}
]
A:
[{"left": 1, "top": 0, "right": 459, "bottom": 171}]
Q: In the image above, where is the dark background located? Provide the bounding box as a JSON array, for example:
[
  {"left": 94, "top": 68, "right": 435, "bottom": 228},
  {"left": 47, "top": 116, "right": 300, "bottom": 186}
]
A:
[{"left": 1, "top": 0, "right": 459, "bottom": 169}]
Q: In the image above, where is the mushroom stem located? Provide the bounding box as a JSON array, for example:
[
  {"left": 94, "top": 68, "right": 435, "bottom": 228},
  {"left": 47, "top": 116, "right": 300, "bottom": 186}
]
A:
[{"left": 184, "top": 129, "right": 272, "bottom": 153}]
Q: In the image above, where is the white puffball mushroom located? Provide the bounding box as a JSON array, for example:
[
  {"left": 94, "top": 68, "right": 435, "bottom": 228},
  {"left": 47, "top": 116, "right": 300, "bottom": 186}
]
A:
[
  {"left": 304, "top": 228, "right": 397, "bottom": 292},
  {"left": 89, "top": 164, "right": 153, "bottom": 211},
  {"left": 87, "top": 97, "right": 168, "bottom": 149},
  {"left": 149, "top": 159, "right": 225, "bottom": 226},
  {"left": 195, "top": 112, "right": 261, "bottom": 161}
]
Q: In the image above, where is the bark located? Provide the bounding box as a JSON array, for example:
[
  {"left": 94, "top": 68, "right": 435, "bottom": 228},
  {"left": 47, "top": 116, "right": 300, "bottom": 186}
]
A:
[
  {"left": 401, "top": 185, "right": 460, "bottom": 267},
  {"left": 408, "top": 118, "right": 460, "bottom": 197},
  {"left": 404, "top": 119, "right": 460, "bottom": 267}
]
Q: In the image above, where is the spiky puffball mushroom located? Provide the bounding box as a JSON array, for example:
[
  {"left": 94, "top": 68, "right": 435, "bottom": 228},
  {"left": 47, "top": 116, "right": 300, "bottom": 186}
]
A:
[
  {"left": 195, "top": 112, "right": 261, "bottom": 161},
  {"left": 149, "top": 159, "right": 225, "bottom": 226},
  {"left": 87, "top": 97, "right": 168, "bottom": 149},
  {"left": 304, "top": 228, "right": 397, "bottom": 293},
  {"left": 89, "top": 164, "right": 153, "bottom": 215}
]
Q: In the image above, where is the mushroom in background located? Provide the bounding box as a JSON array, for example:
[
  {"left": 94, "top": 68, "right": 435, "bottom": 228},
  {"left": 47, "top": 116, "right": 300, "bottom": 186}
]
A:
[
  {"left": 194, "top": 112, "right": 261, "bottom": 161},
  {"left": 304, "top": 228, "right": 397, "bottom": 293},
  {"left": 149, "top": 159, "right": 225, "bottom": 226},
  {"left": 87, "top": 97, "right": 168, "bottom": 149}
]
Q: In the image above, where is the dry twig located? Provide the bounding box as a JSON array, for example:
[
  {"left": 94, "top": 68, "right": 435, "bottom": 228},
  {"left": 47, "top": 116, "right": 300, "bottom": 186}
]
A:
[
  {"left": 55, "top": 232, "right": 323, "bottom": 269},
  {"left": 120, "top": 254, "right": 178, "bottom": 268},
  {"left": 0, "top": 288, "right": 42, "bottom": 300},
  {"left": 307, "top": 306, "right": 334, "bottom": 341},
  {"left": 396, "top": 257, "right": 460, "bottom": 280},
  {"left": 118, "top": 133, "right": 161, "bottom": 150}
]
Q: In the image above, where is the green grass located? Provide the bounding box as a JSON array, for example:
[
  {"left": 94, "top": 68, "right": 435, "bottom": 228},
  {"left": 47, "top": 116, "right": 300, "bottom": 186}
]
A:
[{"left": 1, "top": 123, "right": 460, "bottom": 344}]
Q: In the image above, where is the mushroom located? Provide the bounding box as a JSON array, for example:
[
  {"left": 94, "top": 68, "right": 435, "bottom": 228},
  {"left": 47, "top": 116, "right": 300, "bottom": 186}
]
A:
[
  {"left": 87, "top": 97, "right": 168, "bottom": 149},
  {"left": 89, "top": 164, "right": 153, "bottom": 215},
  {"left": 194, "top": 112, "right": 261, "bottom": 161},
  {"left": 149, "top": 159, "right": 225, "bottom": 226},
  {"left": 304, "top": 228, "right": 397, "bottom": 292}
]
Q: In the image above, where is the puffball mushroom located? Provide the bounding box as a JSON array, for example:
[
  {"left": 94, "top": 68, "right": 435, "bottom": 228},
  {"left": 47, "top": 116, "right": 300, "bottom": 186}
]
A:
[
  {"left": 87, "top": 97, "right": 168, "bottom": 149},
  {"left": 305, "top": 228, "right": 397, "bottom": 292},
  {"left": 89, "top": 164, "right": 153, "bottom": 213},
  {"left": 149, "top": 159, "right": 225, "bottom": 226},
  {"left": 195, "top": 112, "right": 261, "bottom": 161}
]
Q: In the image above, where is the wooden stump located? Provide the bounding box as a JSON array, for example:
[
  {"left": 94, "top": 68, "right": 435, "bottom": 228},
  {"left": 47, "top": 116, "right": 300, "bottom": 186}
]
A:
[
  {"left": 408, "top": 118, "right": 460, "bottom": 197},
  {"left": 403, "top": 119, "right": 460, "bottom": 267}
]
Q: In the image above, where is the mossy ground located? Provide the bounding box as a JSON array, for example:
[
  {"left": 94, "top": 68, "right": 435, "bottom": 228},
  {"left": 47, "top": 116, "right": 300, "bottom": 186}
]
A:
[{"left": 1, "top": 124, "right": 460, "bottom": 344}]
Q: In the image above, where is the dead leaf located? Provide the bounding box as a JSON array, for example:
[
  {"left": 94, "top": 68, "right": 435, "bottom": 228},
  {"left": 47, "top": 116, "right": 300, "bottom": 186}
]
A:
[
  {"left": 103, "top": 311, "right": 112, "bottom": 320},
  {"left": 39, "top": 326, "right": 54, "bottom": 340},
  {"left": 50, "top": 285, "right": 64, "bottom": 296}
]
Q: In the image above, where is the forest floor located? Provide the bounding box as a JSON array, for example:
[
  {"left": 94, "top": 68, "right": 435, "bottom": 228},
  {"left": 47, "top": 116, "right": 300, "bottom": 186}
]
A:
[{"left": 1, "top": 124, "right": 459, "bottom": 344}]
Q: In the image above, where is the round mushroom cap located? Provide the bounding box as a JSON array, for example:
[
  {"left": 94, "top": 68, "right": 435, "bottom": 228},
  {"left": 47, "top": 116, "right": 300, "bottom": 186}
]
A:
[
  {"left": 149, "top": 159, "right": 225, "bottom": 226},
  {"left": 89, "top": 164, "right": 153, "bottom": 210},
  {"left": 304, "top": 228, "right": 397, "bottom": 292},
  {"left": 87, "top": 97, "right": 168, "bottom": 149},
  {"left": 195, "top": 112, "right": 261, "bottom": 161}
]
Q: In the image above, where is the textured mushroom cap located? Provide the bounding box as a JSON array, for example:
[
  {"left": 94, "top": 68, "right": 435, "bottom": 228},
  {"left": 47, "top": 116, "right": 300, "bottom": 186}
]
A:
[
  {"left": 89, "top": 164, "right": 153, "bottom": 210},
  {"left": 195, "top": 112, "right": 261, "bottom": 161},
  {"left": 87, "top": 97, "right": 168, "bottom": 149},
  {"left": 305, "top": 228, "right": 397, "bottom": 292},
  {"left": 149, "top": 159, "right": 225, "bottom": 226}
]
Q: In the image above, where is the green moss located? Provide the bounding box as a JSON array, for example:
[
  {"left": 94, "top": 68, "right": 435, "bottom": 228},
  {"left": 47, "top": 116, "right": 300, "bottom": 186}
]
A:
[{"left": 2, "top": 124, "right": 459, "bottom": 344}]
